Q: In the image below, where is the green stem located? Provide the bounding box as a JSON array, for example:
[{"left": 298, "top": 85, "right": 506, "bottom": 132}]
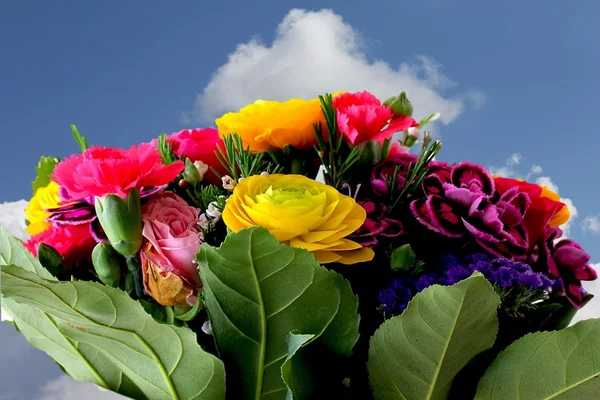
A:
[
  {"left": 165, "top": 307, "right": 175, "bottom": 325},
  {"left": 291, "top": 159, "right": 303, "bottom": 175}
]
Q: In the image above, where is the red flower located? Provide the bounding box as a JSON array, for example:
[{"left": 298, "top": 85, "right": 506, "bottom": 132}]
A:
[
  {"left": 494, "top": 177, "right": 567, "bottom": 248},
  {"left": 167, "top": 128, "right": 226, "bottom": 185},
  {"left": 52, "top": 144, "right": 184, "bottom": 199},
  {"left": 25, "top": 223, "right": 96, "bottom": 267}
]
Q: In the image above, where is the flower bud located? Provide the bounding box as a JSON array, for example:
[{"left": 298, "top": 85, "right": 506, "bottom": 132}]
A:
[
  {"left": 403, "top": 134, "right": 418, "bottom": 148},
  {"left": 384, "top": 91, "right": 414, "bottom": 117},
  {"left": 94, "top": 189, "right": 143, "bottom": 257},
  {"left": 358, "top": 140, "right": 384, "bottom": 165},
  {"left": 390, "top": 244, "right": 416, "bottom": 272},
  {"left": 182, "top": 158, "right": 201, "bottom": 186},
  {"left": 91, "top": 242, "right": 123, "bottom": 287},
  {"left": 38, "top": 243, "right": 67, "bottom": 279}
]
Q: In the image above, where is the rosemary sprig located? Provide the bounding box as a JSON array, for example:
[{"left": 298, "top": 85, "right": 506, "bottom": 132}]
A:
[
  {"left": 313, "top": 93, "right": 359, "bottom": 190},
  {"left": 157, "top": 133, "right": 180, "bottom": 165},
  {"left": 71, "top": 125, "right": 89, "bottom": 152},
  {"left": 386, "top": 133, "right": 442, "bottom": 215},
  {"left": 215, "top": 133, "right": 282, "bottom": 181}
]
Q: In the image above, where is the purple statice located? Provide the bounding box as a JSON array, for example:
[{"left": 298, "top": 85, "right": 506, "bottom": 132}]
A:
[
  {"left": 377, "top": 276, "right": 415, "bottom": 314},
  {"left": 377, "top": 253, "right": 554, "bottom": 315}
]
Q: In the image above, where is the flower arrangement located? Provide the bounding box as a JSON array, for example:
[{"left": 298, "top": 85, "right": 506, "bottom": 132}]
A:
[{"left": 1, "top": 92, "right": 599, "bottom": 400}]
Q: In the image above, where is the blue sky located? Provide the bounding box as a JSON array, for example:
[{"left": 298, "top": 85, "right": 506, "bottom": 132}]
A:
[{"left": 1, "top": 1, "right": 599, "bottom": 398}]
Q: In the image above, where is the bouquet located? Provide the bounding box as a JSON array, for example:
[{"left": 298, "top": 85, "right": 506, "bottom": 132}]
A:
[{"left": 2, "top": 90, "right": 599, "bottom": 400}]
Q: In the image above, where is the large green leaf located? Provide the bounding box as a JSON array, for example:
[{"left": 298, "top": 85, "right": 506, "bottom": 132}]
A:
[
  {"left": 1, "top": 265, "right": 226, "bottom": 400},
  {"left": 3, "top": 297, "right": 146, "bottom": 399},
  {"left": 475, "top": 318, "right": 600, "bottom": 399},
  {"left": 197, "top": 227, "right": 360, "bottom": 400},
  {"left": 0, "top": 227, "right": 55, "bottom": 279},
  {"left": 368, "top": 274, "right": 500, "bottom": 400}
]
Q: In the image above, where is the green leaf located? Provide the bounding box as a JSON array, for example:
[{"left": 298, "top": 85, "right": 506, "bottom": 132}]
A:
[
  {"left": 1, "top": 265, "right": 226, "bottom": 400},
  {"left": 71, "top": 124, "right": 89, "bottom": 152},
  {"left": 31, "top": 155, "right": 60, "bottom": 194},
  {"left": 197, "top": 227, "right": 360, "bottom": 400},
  {"left": 0, "top": 227, "right": 55, "bottom": 280},
  {"left": 174, "top": 297, "right": 203, "bottom": 322},
  {"left": 319, "top": 271, "right": 360, "bottom": 356},
  {"left": 368, "top": 274, "right": 500, "bottom": 400},
  {"left": 2, "top": 298, "right": 146, "bottom": 399},
  {"left": 475, "top": 319, "right": 600, "bottom": 400},
  {"left": 281, "top": 333, "right": 315, "bottom": 400}
]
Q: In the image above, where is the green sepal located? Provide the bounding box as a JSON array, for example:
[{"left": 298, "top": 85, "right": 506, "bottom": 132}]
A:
[{"left": 95, "top": 189, "right": 143, "bottom": 258}]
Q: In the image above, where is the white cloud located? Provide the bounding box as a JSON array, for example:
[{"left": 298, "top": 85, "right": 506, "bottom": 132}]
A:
[
  {"left": 489, "top": 152, "right": 522, "bottom": 177},
  {"left": 0, "top": 200, "right": 29, "bottom": 241},
  {"left": 37, "top": 376, "right": 125, "bottom": 400},
  {"left": 527, "top": 164, "right": 543, "bottom": 178},
  {"left": 570, "top": 263, "right": 600, "bottom": 325},
  {"left": 582, "top": 215, "right": 600, "bottom": 234},
  {"left": 195, "top": 9, "right": 484, "bottom": 125}
]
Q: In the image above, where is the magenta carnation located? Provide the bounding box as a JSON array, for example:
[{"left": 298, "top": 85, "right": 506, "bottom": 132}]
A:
[
  {"left": 533, "top": 226, "right": 597, "bottom": 307},
  {"left": 350, "top": 200, "right": 404, "bottom": 247},
  {"left": 52, "top": 144, "right": 184, "bottom": 199},
  {"left": 410, "top": 161, "right": 530, "bottom": 260}
]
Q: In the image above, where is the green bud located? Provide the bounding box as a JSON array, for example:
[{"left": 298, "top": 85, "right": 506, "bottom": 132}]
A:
[
  {"left": 182, "top": 158, "right": 201, "bottom": 186},
  {"left": 95, "top": 189, "right": 143, "bottom": 257},
  {"left": 390, "top": 244, "right": 416, "bottom": 272},
  {"left": 404, "top": 135, "right": 418, "bottom": 147},
  {"left": 38, "top": 243, "right": 68, "bottom": 279},
  {"left": 358, "top": 140, "right": 383, "bottom": 165},
  {"left": 91, "top": 242, "right": 123, "bottom": 287},
  {"left": 384, "top": 91, "right": 414, "bottom": 117}
]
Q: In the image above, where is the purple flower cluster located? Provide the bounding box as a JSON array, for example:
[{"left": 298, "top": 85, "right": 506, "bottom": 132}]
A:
[{"left": 378, "top": 253, "right": 554, "bottom": 315}]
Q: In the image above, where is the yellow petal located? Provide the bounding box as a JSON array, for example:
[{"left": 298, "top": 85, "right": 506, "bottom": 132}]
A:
[{"left": 333, "top": 247, "right": 375, "bottom": 265}]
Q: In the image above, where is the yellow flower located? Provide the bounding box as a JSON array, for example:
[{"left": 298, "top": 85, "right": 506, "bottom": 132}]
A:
[
  {"left": 540, "top": 185, "right": 570, "bottom": 227},
  {"left": 222, "top": 174, "right": 374, "bottom": 265},
  {"left": 25, "top": 181, "right": 61, "bottom": 235},
  {"left": 215, "top": 98, "right": 325, "bottom": 152}
]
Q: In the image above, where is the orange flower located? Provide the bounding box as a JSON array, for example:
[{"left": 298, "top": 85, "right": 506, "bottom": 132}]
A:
[{"left": 215, "top": 98, "right": 325, "bottom": 152}]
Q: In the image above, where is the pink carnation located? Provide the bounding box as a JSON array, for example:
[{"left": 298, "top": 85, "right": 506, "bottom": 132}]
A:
[
  {"left": 167, "top": 128, "right": 226, "bottom": 185},
  {"left": 334, "top": 91, "right": 394, "bottom": 145},
  {"left": 333, "top": 91, "right": 421, "bottom": 147},
  {"left": 52, "top": 144, "right": 184, "bottom": 199},
  {"left": 25, "top": 223, "right": 96, "bottom": 267}
]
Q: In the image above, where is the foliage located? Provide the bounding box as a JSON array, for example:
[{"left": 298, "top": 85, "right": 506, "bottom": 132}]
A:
[
  {"left": 368, "top": 274, "right": 500, "bottom": 400},
  {"left": 476, "top": 319, "right": 600, "bottom": 399},
  {"left": 197, "top": 227, "right": 360, "bottom": 399}
]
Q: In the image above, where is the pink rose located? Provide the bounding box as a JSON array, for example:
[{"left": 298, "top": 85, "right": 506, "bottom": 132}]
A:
[
  {"left": 167, "top": 128, "right": 226, "bottom": 185},
  {"left": 141, "top": 193, "right": 202, "bottom": 305}
]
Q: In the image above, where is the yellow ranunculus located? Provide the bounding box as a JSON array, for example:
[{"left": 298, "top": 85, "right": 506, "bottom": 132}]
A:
[
  {"left": 540, "top": 185, "right": 570, "bottom": 227},
  {"left": 25, "top": 181, "right": 61, "bottom": 235},
  {"left": 222, "top": 174, "right": 374, "bottom": 265},
  {"left": 215, "top": 98, "right": 325, "bottom": 152}
]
